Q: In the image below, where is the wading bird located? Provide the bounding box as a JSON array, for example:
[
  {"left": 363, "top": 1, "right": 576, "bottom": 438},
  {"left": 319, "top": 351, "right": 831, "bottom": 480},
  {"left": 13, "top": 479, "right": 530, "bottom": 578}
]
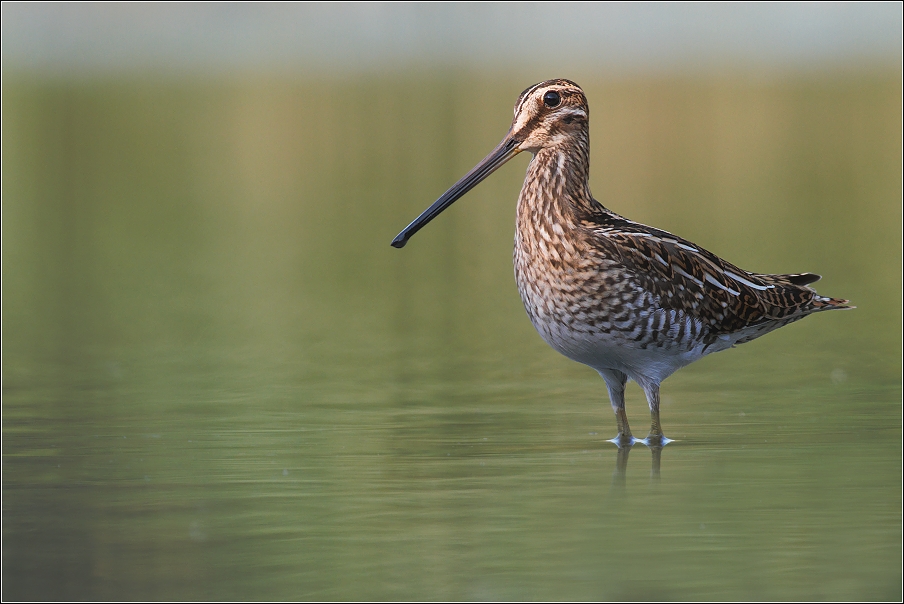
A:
[{"left": 391, "top": 79, "right": 850, "bottom": 447}]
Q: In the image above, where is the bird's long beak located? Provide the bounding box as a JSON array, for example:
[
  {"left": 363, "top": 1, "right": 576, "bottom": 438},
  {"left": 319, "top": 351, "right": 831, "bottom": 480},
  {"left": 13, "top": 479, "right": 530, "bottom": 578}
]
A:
[{"left": 391, "top": 134, "right": 521, "bottom": 248}]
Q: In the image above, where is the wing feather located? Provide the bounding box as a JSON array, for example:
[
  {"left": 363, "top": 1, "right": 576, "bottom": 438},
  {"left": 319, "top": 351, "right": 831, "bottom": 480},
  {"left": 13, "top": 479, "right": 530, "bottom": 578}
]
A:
[{"left": 584, "top": 218, "right": 846, "bottom": 340}]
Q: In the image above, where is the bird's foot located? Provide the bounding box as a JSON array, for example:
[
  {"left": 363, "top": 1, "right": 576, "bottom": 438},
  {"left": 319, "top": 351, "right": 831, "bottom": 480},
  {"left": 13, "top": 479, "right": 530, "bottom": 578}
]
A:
[
  {"left": 639, "top": 433, "right": 673, "bottom": 448},
  {"left": 608, "top": 432, "right": 638, "bottom": 448}
]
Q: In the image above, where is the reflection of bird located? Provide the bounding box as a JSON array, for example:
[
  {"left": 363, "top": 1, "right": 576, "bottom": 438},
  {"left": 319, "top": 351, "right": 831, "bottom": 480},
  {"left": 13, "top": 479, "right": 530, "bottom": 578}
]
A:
[{"left": 392, "top": 79, "right": 851, "bottom": 446}]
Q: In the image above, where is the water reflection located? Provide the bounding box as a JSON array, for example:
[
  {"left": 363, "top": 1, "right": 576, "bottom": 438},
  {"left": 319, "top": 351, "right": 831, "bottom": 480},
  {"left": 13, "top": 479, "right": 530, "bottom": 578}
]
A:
[
  {"left": 611, "top": 441, "right": 633, "bottom": 488},
  {"left": 610, "top": 440, "right": 668, "bottom": 488}
]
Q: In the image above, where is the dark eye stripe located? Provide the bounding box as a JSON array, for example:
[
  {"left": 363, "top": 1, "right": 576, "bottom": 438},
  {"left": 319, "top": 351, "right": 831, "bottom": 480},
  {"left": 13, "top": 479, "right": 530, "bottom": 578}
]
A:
[{"left": 543, "top": 91, "right": 561, "bottom": 108}]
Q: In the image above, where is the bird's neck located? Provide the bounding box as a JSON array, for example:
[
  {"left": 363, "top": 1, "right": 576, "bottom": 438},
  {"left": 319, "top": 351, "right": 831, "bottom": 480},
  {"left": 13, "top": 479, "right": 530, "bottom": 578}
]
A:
[{"left": 518, "top": 139, "right": 600, "bottom": 225}]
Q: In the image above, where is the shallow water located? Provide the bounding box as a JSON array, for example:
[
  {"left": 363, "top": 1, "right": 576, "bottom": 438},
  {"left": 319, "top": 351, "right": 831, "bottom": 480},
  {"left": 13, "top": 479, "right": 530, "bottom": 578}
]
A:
[{"left": 2, "top": 72, "right": 901, "bottom": 600}]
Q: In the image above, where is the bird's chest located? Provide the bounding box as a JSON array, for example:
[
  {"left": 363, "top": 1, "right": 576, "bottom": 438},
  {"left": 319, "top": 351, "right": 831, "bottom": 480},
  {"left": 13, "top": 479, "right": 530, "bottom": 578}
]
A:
[
  {"left": 513, "top": 216, "right": 617, "bottom": 341},
  {"left": 513, "top": 222, "right": 712, "bottom": 381}
]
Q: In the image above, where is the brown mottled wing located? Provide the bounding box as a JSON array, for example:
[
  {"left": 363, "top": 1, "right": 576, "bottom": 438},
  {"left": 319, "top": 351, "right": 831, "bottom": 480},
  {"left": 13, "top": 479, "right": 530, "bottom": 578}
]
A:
[{"left": 589, "top": 222, "right": 849, "bottom": 340}]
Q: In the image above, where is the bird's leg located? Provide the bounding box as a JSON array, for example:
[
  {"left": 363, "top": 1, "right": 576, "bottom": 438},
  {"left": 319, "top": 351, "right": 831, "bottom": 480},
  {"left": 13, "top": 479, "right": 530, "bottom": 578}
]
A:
[
  {"left": 641, "top": 383, "right": 671, "bottom": 446},
  {"left": 599, "top": 369, "right": 634, "bottom": 446},
  {"left": 647, "top": 384, "right": 663, "bottom": 437},
  {"left": 615, "top": 406, "right": 632, "bottom": 441}
]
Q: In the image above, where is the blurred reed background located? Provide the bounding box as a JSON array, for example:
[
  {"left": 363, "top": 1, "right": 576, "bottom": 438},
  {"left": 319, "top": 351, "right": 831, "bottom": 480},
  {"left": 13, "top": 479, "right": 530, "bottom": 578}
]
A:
[{"left": 2, "top": 4, "right": 901, "bottom": 600}]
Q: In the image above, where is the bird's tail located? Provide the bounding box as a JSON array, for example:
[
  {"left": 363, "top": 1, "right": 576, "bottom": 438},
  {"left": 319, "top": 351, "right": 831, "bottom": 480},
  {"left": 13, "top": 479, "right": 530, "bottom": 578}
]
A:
[{"left": 812, "top": 295, "right": 855, "bottom": 310}]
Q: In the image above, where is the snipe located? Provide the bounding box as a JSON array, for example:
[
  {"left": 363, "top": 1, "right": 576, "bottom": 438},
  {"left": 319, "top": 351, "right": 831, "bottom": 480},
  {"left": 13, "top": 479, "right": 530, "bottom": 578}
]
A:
[{"left": 391, "top": 79, "right": 851, "bottom": 446}]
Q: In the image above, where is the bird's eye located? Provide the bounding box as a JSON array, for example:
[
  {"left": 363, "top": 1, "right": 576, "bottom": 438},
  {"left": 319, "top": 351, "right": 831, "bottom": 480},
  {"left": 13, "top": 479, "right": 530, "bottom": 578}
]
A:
[{"left": 543, "top": 91, "right": 561, "bottom": 108}]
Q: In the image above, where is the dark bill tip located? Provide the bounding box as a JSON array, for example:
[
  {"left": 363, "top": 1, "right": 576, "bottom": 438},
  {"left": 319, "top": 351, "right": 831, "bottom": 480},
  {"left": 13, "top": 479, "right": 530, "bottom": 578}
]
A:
[{"left": 390, "top": 234, "right": 408, "bottom": 248}]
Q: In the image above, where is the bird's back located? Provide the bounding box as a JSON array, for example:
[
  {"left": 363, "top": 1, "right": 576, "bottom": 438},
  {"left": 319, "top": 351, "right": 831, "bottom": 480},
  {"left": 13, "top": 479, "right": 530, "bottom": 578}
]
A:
[{"left": 583, "top": 206, "right": 851, "bottom": 340}]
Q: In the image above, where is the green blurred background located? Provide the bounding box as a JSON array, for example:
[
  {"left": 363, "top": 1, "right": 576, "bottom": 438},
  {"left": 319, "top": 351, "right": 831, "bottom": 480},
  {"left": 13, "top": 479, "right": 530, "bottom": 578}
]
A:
[{"left": 2, "top": 4, "right": 901, "bottom": 600}]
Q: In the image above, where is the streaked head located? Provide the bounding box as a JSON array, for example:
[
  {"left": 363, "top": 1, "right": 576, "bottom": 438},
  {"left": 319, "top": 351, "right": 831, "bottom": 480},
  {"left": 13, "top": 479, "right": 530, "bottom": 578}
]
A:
[
  {"left": 391, "top": 79, "right": 587, "bottom": 248},
  {"left": 510, "top": 79, "right": 588, "bottom": 152}
]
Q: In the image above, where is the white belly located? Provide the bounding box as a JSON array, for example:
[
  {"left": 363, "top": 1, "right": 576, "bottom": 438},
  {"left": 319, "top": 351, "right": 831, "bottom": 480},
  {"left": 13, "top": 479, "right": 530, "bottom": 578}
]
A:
[{"left": 520, "top": 288, "right": 733, "bottom": 386}]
